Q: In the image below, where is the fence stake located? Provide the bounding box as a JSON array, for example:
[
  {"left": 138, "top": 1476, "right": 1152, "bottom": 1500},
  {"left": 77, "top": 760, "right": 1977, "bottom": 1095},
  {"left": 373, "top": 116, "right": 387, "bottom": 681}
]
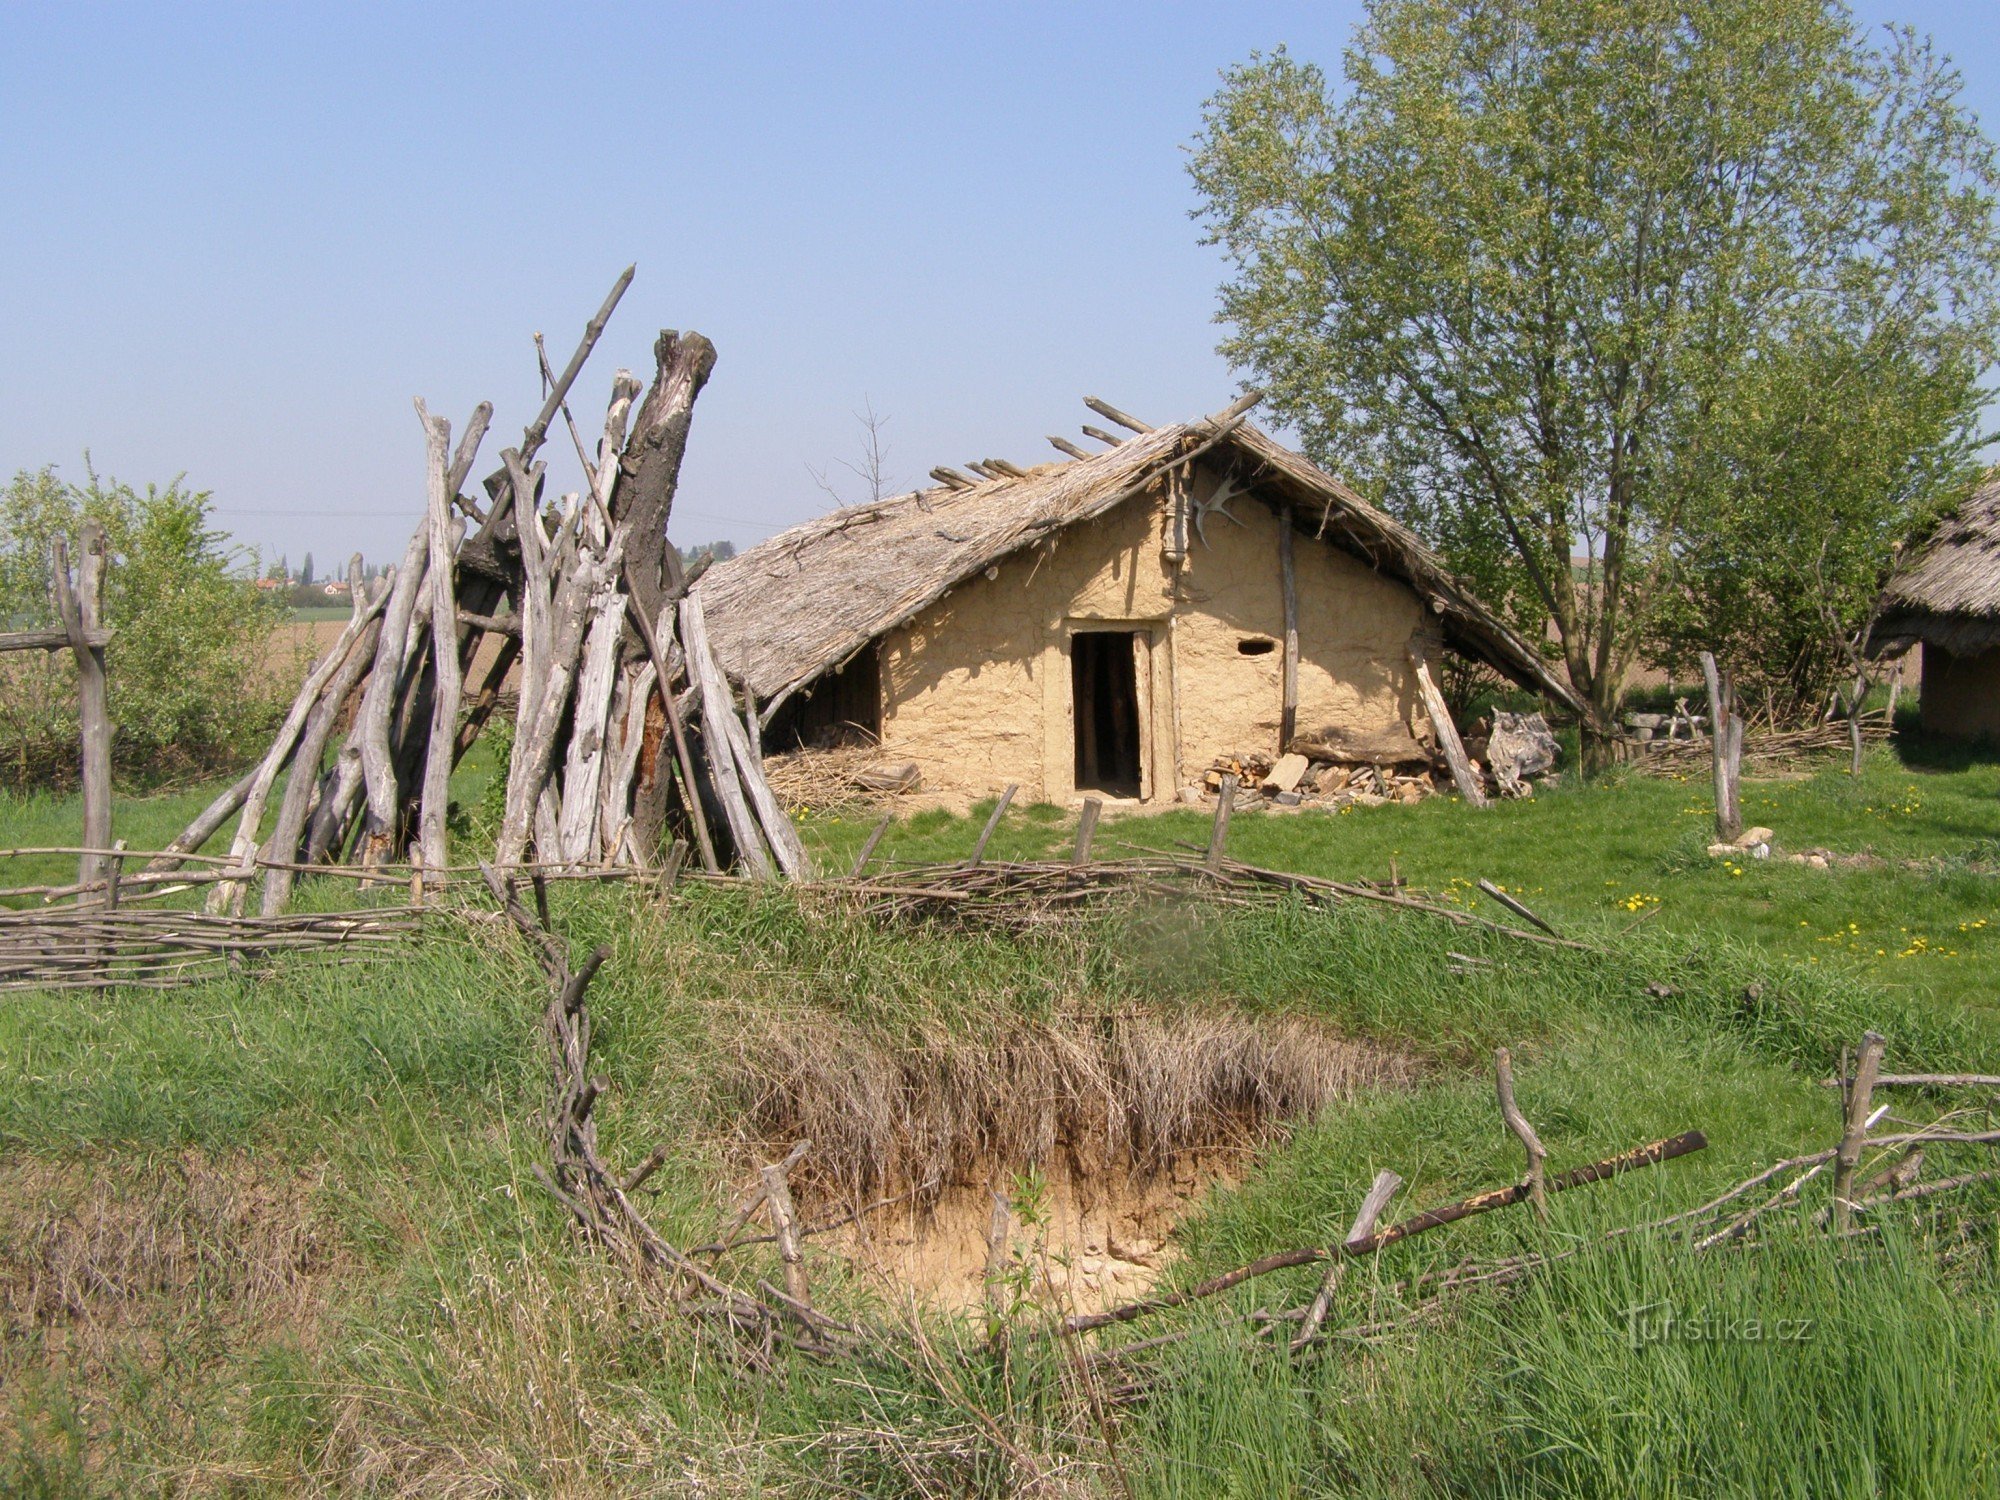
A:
[
  {"left": 1205, "top": 775, "right": 1237, "bottom": 870},
  {"left": 1832, "top": 1031, "right": 1886, "bottom": 1233},
  {"left": 1073, "top": 796, "right": 1103, "bottom": 865}
]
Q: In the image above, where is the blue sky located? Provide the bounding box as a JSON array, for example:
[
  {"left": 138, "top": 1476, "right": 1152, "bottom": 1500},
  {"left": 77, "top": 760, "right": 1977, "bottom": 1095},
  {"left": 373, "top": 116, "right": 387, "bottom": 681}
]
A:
[{"left": 2, "top": 1, "right": 1993, "bottom": 570}]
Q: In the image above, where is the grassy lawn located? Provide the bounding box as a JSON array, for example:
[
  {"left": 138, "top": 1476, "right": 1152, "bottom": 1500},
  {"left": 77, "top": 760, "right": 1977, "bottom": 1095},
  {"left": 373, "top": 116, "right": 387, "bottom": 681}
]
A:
[{"left": 1, "top": 736, "right": 1996, "bottom": 1494}]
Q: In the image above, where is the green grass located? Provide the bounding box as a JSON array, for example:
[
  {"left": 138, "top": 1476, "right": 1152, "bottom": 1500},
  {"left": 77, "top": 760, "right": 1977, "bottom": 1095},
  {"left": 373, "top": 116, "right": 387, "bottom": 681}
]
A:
[
  {"left": 1, "top": 737, "right": 1997, "bottom": 1493},
  {"left": 800, "top": 739, "right": 2000, "bottom": 1011}
]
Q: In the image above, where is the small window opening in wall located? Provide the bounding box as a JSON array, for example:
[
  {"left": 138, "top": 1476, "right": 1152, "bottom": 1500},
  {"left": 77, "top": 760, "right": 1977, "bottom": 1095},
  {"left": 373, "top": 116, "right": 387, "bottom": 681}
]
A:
[{"left": 1237, "top": 637, "right": 1277, "bottom": 656}]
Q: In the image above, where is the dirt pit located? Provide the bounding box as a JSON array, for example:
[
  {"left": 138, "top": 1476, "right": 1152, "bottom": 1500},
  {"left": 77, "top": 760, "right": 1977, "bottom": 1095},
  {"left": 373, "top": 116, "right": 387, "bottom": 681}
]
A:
[
  {"left": 726, "top": 1009, "right": 1419, "bottom": 1311},
  {"left": 823, "top": 1149, "right": 1243, "bottom": 1312}
]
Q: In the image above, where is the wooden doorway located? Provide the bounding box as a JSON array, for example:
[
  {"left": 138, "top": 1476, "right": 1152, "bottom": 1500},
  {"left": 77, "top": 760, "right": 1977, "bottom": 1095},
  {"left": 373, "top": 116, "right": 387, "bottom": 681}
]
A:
[{"left": 1072, "top": 630, "right": 1143, "bottom": 798}]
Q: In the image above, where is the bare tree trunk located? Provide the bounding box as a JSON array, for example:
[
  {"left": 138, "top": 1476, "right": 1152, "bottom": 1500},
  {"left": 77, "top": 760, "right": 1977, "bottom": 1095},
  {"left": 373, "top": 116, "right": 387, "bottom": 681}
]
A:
[
  {"left": 415, "top": 401, "right": 467, "bottom": 880},
  {"left": 616, "top": 332, "right": 717, "bottom": 858}
]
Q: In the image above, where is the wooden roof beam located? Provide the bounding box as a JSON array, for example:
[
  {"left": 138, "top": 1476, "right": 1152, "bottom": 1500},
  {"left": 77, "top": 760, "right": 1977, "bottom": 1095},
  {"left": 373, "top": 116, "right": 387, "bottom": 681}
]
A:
[
  {"left": 1048, "top": 434, "right": 1092, "bottom": 460},
  {"left": 1084, "top": 396, "right": 1153, "bottom": 433},
  {"left": 929, "top": 466, "right": 975, "bottom": 489},
  {"left": 1081, "top": 425, "right": 1124, "bottom": 447}
]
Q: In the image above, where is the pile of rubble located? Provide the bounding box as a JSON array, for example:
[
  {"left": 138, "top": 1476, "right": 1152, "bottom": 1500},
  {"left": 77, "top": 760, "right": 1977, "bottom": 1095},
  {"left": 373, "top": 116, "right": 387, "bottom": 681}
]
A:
[{"left": 1185, "top": 712, "right": 1561, "bottom": 812}]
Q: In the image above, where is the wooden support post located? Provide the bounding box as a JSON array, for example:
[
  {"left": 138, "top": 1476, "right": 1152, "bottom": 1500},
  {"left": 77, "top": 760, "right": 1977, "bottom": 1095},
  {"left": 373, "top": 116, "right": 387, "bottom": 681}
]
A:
[
  {"left": 1278, "top": 506, "right": 1299, "bottom": 750},
  {"left": 967, "top": 784, "right": 1017, "bottom": 867},
  {"left": 1832, "top": 1031, "right": 1886, "bottom": 1234},
  {"left": 759, "top": 1159, "right": 810, "bottom": 1309},
  {"left": 1073, "top": 796, "right": 1103, "bottom": 865},
  {"left": 51, "top": 524, "right": 112, "bottom": 894},
  {"left": 851, "top": 811, "right": 893, "bottom": 876},
  {"left": 1409, "top": 650, "right": 1487, "bottom": 807},
  {"left": 1700, "top": 651, "right": 1743, "bottom": 842},
  {"left": 1495, "top": 1047, "right": 1548, "bottom": 1216},
  {"left": 1292, "top": 1168, "right": 1401, "bottom": 1351},
  {"left": 1206, "top": 774, "right": 1237, "bottom": 870}
]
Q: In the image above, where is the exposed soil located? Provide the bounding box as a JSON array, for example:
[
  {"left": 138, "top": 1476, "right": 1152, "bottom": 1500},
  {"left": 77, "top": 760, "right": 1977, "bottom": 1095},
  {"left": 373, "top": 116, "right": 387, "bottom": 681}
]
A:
[
  {"left": 726, "top": 1009, "right": 1419, "bottom": 1311},
  {"left": 826, "top": 1148, "right": 1245, "bottom": 1312}
]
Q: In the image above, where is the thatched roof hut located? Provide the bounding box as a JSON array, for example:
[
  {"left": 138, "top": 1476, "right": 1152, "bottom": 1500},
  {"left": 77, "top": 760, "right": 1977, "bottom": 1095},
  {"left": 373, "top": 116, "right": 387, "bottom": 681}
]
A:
[
  {"left": 1871, "top": 475, "right": 2000, "bottom": 740},
  {"left": 696, "top": 401, "right": 1581, "bottom": 805}
]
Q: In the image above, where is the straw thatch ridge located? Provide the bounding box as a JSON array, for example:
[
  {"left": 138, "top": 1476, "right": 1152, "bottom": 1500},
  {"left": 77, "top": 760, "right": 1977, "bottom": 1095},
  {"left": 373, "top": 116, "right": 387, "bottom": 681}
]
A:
[
  {"left": 696, "top": 404, "right": 1584, "bottom": 715},
  {"left": 1872, "top": 475, "right": 2000, "bottom": 656}
]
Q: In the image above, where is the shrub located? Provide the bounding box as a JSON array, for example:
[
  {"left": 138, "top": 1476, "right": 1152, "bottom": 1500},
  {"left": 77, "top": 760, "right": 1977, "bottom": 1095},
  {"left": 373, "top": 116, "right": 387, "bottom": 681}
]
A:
[{"left": 0, "top": 462, "right": 287, "bottom": 788}]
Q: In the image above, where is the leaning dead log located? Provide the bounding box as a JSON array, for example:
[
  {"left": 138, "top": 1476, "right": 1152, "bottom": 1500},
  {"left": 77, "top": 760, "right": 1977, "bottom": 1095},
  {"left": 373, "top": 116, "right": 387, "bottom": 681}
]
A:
[
  {"left": 260, "top": 558, "right": 383, "bottom": 914},
  {"left": 679, "top": 592, "right": 774, "bottom": 879},
  {"left": 1060, "top": 1129, "right": 1708, "bottom": 1335},
  {"left": 209, "top": 579, "right": 390, "bottom": 913}
]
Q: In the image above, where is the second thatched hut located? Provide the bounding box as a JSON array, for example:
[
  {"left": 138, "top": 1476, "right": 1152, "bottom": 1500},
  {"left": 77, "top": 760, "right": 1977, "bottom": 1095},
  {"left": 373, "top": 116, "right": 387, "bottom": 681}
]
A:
[{"left": 1872, "top": 475, "right": 2000, "bottom": 741}]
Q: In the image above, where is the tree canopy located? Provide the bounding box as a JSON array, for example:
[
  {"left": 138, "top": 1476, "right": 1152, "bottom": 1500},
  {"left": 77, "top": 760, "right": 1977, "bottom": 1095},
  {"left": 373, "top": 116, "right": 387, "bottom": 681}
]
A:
[{"left": 1190, "top": 0, "right": 2000, "bottom": 736}]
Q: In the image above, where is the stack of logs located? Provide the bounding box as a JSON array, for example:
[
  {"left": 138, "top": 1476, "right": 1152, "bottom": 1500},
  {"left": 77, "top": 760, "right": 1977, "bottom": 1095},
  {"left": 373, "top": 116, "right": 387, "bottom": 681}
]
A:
[
  {"left": 1198, "top": 750, "right": 1443, "bottom": 810},
  {"left": 150, "top": 268, "right": 802, "bottom": 915}
]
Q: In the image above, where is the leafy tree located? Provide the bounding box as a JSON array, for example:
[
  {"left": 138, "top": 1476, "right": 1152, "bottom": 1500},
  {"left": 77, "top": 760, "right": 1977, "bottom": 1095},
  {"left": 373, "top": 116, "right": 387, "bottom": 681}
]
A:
[
  {"left": 299, "top": 552, "right": 314, "bottom": 589},
  {"left": 1190, "top": 1, "right": 2000, "bottom": 753},
  {"left": 0, "top": 463, "right": 286, "bottom": 786}
]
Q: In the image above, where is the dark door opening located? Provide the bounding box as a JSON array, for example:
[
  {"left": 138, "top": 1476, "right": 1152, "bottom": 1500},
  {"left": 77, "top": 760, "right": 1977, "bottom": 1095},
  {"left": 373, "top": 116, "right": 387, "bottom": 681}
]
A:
[{"left": 1072, "top": 630, "right": 1143, "bottom": 798}]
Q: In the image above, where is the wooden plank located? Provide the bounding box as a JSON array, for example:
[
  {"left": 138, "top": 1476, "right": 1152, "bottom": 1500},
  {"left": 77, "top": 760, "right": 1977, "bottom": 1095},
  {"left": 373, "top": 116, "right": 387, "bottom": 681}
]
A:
[
  {"left": 1408, "top": 651, "right": 1487, "bottom": 808},
  {"left": 1279, "top": 505, "right": 1299, "bottom": 749}
]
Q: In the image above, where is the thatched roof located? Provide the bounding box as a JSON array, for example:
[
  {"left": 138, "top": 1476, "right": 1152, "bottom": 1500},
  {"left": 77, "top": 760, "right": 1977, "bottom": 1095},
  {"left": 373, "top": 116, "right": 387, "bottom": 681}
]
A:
[
  {"left": 696, "top": 403, "right": 1585, "bottom": 716},
  {"left": 1872, "top": 475, "right": 2000, "bottom": 656}
]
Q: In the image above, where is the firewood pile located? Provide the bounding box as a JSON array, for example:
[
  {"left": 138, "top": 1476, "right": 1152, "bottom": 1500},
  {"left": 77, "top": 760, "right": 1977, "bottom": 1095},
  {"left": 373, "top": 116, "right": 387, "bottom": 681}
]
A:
[
  {"left": 1189, "top": 711, "right": 1560, "bottom": 810},
  {"left": 1197, "top": 752, "right": 1445, "bottom": 809},
  {"left": 139, "top": 267, "right": 803, "bottom": 920},
  {"left": 1623, "top": 715, "right": 1891, "bottom": 776}
]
